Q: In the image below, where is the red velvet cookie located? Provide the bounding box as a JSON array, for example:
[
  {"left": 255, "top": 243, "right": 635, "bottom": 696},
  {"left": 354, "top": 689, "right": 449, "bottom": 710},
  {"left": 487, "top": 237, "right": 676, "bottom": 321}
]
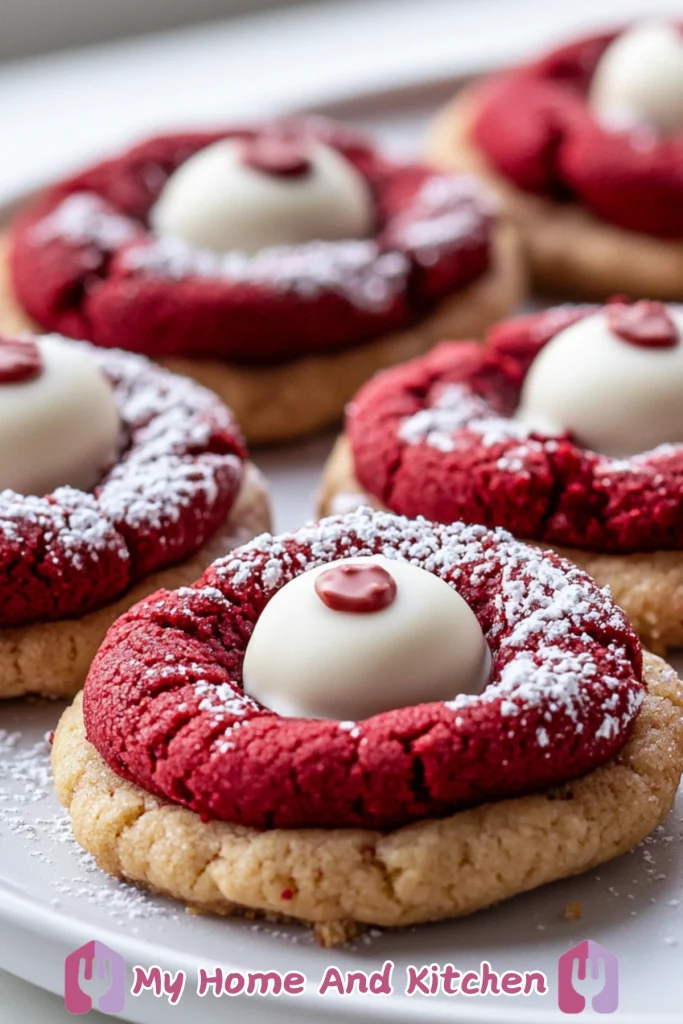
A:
[
  {"left": 428, "top": 23, "right": 683, "bottom": 299},
  {"left": 83, "top": 508, "right": 643, "bottom": 830},
  {"left": 54, "top": 508, "right": 683, "bottom": 940},
  {"left": 471, "top": 31, "right": 683, "bottom": 239},
  {"left": 0, "top": 331, "right": 271, "bottom": 699},
  {"left": 4, "top": 118, "right": 523, "bottom": 442},
  {"left": 323, "top": 302, "right": 683, "bottom": 650},
  {"left": 346, "top": 304, "right": 683, "bottom": 553}
]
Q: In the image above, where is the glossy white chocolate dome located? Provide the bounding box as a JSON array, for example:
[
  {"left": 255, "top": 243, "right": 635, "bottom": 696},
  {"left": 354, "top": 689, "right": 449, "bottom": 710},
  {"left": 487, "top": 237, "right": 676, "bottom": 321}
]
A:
[
  {"left": 150, "top": 137, "right": 374, "bottom": 255},
  {"left": 590, "top": 22, "right": 683, "bottom": 134},
  {"left": 243, "top": 555, "right": 490, "bottom": 721},
  {"left": 0, "top": 336, "right": 119, "bottom": 495},
  {"left": 516, "top": 307, "right": 683, "bottom": 458}
]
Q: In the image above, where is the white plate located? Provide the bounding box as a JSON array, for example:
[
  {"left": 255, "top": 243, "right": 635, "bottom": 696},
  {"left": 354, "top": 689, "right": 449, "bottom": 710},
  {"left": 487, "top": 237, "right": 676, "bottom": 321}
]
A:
[{"left": 2, "top": 83, "right": 683, "bottom": 1024}]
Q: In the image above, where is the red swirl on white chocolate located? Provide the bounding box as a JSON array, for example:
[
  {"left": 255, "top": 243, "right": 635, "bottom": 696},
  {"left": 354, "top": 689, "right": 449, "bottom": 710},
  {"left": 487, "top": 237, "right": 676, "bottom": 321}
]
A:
[
  {"left": 607, "top": 300, "right": 678, "bottom": 349},
  {"left": 0, "top": 335, "right": 42, "bottom": 383},
  {"left": 240, "top": 136, "right": 312, "bottom": 178},
  {"left": 315, "top": 562, "right": 397, "bottom": 613}
]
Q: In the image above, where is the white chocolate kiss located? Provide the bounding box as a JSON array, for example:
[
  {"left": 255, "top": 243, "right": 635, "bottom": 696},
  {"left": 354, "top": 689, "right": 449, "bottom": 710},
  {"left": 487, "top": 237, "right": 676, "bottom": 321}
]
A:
[
  {"left": 0, "top": 336, "right": 119, "bottom": 495},
  {"left": 590, "top": 22, "right": 683, "bottom": 134},
  {"left": 243, "top": 555, "right": 491, "bottom": 721},
  {"left": 516, "top": 309, "right": 683, "bottom": 458},
  {"left": 150, "top": 138, "right": 374, "bottom": 256}
]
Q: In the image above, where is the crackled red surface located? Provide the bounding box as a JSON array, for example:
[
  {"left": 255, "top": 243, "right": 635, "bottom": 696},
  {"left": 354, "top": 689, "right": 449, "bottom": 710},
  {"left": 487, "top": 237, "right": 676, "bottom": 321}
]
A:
[
  {"left": 347, "top": 305, "right": 683, "bottom": 553},
  {"left": 470, "top": 28, "right": 683, "bottom": 238},
  {"left": 0, "top": 338, "right": 244, "bottom": 626},
  {"left": 84, "top": 509, "right": 643, "bottom": 829},
  {"left": 10, "top": 119, "right": 493, "bottom": 365}
]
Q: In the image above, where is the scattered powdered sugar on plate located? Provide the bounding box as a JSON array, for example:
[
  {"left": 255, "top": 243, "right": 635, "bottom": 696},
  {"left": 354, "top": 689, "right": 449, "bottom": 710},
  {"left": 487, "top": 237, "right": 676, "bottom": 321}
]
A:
[
  {"left": 0, "top": 727, "right": 171, "bottom": 925},
  {"left": 0, "top": 488, "right": 126, "bottom": 568},
  {"left": 51, "top": 867, "right": 174, "bottom": 927}
]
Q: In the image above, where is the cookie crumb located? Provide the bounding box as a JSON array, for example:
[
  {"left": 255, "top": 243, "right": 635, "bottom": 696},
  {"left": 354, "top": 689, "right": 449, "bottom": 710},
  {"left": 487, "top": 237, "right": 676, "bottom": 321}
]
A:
[
  {"left": 314, "top": 920, "right": 360, "bottom": 948},
  {"left": 563, "top": 902, "right": 583, "bottom": 921}
]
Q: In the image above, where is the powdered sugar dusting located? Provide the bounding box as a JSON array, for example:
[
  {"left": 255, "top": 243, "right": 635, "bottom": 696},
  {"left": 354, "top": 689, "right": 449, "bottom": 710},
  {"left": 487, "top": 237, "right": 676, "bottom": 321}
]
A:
[
  {"left": 329, "top": 490, "right": 380, "bottom": 515},
  {"left": 123, "top": 236, "right": 409, "bottom": 313},
  {"left": 446, "top": 643, "right": 640, "bottom": 742},
  {"left": 95, "top": 345, "right": 239, "bottom": 530},
  {"left": 440, "top": 535, "right": 645, "bottom": 745},
  {"left": 0, "top": 728, "right": 172, "bottom": 924},
  {"left": 398, "top": 382, "right": 540, "bottom": 454},
  {"left": 0, "top": 729, "right": 54, "bottom": 841},
  {"left": 196, "top": 680, "right": 259, "bottom": 720},
  {"left": 85, "top": 507, "right": 647, "bottom": 831},
  {"left": 392, "top": 174, "right": 495, "bottom": 267},
  {"left": 398, "top": 384, "right": 491, "bottom": 452},
  {"left": 0, "top": 489, "right": 125, "bottom": 568},
  {"left": 338, "top": 720, "right": 362, "bottom": 739},
  {"left": 29, "top": 166, "right": 493, "bottom": 315},
  {"left": 30, "top": 193, "right": 138, "bottom": 251}
]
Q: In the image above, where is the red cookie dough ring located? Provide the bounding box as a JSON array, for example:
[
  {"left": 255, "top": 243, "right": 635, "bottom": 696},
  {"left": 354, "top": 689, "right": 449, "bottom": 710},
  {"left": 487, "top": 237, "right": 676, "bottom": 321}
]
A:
[
  {"left": 84, "top": 508, "right": 643, "bottom": 831},
  {"left": 0, "top": 337, "right": 245, "bottom": 627},
  {"left": 3, "top": 119, "right": 524, "bottom": 442},
  {"left": 427, "top": 29, "right": 683, "bottom": 298}
]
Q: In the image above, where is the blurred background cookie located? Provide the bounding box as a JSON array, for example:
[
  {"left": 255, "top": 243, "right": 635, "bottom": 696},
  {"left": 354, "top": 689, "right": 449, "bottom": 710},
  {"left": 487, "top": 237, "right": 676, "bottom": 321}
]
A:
[
  {"left": 428, "top": 20, "right": 683, "bottom": 299},
  {"left": 2, "top": 118, "right": 523, "bottom": 443}
]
